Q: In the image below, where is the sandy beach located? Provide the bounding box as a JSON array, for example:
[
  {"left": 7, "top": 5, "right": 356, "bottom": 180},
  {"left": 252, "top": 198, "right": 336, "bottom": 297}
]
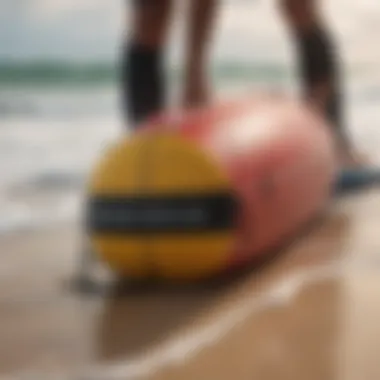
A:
[{"left": 0, "top": 187, "right": 379, "bottom": 380}]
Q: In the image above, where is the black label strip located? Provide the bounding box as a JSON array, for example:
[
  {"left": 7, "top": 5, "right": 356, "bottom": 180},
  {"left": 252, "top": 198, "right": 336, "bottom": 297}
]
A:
[{"left": 87, "top": 193, "right": 237, "bottom": 234}]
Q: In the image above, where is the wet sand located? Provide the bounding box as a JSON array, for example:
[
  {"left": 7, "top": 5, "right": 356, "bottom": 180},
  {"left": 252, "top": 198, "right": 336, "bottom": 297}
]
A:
[{"left": 0, "top": 189, "right": 380, "bottom": 379}]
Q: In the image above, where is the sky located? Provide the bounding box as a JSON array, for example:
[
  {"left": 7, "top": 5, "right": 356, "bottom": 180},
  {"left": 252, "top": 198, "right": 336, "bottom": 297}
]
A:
[{"left": 0, "top": 0, "right": 379, "bottom": 66}]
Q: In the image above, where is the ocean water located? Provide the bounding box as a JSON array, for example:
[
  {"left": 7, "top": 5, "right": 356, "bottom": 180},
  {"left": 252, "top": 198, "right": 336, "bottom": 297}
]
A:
[{"left": 0, "top": 62, "right": 379, "bottom": 235}]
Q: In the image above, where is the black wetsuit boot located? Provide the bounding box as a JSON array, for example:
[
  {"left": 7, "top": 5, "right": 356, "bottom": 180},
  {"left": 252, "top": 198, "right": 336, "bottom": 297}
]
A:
[
  {"left": 295, "top": 25, "right": 350, "bottom": 151},
  {"left": 121, "top": 42, "right": 165, "bottom": 128}
]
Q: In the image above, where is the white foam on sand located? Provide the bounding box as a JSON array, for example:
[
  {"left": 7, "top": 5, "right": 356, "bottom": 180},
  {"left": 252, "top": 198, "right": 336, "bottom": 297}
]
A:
[{"left": 0, "top": 115, "right": 122, "bottom": 235}]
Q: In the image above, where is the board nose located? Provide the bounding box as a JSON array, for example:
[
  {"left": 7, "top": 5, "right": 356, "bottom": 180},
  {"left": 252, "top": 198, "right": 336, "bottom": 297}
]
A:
[{"left": 87, "top": 131, "right": 238, "bottom": 280}]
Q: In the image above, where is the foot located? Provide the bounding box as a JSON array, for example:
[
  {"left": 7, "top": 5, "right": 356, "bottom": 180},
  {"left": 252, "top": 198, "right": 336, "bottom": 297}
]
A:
[
  {"left": 337, "top": 148, "right": 369, "bottom": 170},
  {"left": 182, "top": 74, "right": 210, "bottom": 109}
]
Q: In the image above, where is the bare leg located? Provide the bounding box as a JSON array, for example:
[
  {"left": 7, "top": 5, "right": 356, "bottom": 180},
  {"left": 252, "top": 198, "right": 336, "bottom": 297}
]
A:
[
  {"left": 122, "top": 0, "right": 173, "bottom": 126},
  {"left": 183, "top": 0, "right": 219, "bottom": 108},
  {"left": 280, "top": 0, "right": 364, "bottom": 167}
]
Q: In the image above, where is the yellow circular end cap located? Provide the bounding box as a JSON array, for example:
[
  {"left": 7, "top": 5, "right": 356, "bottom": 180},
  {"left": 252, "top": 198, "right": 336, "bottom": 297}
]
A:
[{"left": 87, "top": 131, "right": 237, "bottom": 281}]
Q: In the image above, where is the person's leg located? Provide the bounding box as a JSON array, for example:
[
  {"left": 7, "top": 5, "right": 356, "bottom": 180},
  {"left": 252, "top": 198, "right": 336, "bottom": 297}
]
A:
[
  {"left": 280, "top": 0, "right": 362, "bottom": 166},
  {"left": 182, "top": 0, "right": 219, "bottom": 108},
  {"left": 122, "top": 0, "right": 173, "bottom": 127}
]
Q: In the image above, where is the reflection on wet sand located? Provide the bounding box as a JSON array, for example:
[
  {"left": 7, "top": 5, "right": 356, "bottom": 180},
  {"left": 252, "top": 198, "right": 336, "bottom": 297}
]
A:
[
  {"left": 96, "top": 289, "right": 225, "bottom": 361},
  {"left": 338, "top": 273, "right": 380, "bottom": 380},
  {"left": 0, "top": 190, "right": 379, "bottom": 379},
  {"left": 151, "top": 277, "right": 343, "bottom": 380}
]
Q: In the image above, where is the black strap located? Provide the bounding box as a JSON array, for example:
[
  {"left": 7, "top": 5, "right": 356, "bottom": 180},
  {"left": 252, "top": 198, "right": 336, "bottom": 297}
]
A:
[{"left": 87, "top": 193, "right": 238, "bottom": 234}]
